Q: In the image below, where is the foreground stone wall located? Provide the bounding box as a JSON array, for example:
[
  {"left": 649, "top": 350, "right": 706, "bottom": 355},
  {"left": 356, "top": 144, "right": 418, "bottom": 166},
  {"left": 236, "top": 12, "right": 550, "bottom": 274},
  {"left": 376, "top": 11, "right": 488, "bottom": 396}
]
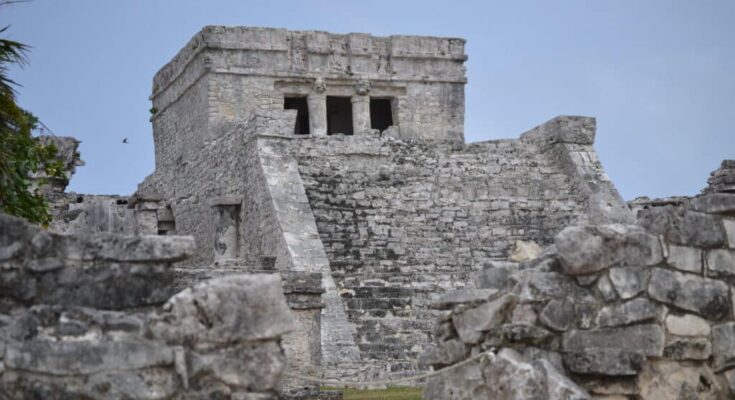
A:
[
  {"left": 0, "top": 213, "right": 295, "bottom": 399},
  {"left": 293, "top": 116, "right": 631, "bottom": 378},
  {"left": 421, "top": 164, "right": 735, "bottom": 399}
]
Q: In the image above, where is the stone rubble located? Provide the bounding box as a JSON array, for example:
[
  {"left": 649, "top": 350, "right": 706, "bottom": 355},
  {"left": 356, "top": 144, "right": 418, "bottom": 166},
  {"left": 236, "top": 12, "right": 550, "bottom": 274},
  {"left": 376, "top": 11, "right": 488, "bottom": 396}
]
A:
[
  {"left": 421, "top": 168, "right": 735, "bottom": 399},
  {"left": 0, "top": 212, "right": 296, "bottom": 399}
]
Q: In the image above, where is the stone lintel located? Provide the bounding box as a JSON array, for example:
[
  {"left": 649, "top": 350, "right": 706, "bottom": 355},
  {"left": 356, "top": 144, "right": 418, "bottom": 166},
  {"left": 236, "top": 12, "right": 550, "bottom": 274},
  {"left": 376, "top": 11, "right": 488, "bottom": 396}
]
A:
[{"left": 209, "top": 196, "right": 243, "bottom": 207}]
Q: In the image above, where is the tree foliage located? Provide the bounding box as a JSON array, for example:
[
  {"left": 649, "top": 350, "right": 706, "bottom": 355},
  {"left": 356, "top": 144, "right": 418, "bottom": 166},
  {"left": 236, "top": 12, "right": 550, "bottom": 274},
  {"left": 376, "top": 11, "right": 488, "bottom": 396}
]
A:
[{"left": 0, "top": 25, "right": 63, "bottom": 225}]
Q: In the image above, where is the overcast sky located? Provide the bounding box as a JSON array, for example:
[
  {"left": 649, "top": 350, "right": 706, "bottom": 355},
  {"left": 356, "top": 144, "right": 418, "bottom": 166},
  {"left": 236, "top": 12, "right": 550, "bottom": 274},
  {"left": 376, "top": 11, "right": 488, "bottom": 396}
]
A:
[{"left": 2, "top": 1, "right": 733, "bottom": 200}]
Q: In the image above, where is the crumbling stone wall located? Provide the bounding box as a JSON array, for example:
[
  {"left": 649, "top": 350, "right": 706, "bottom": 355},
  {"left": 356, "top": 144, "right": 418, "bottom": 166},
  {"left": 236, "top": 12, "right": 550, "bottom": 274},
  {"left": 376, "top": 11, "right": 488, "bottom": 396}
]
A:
[
  {"left": 292, "top": 116, "right": 631, "bottom": 377},
  {"left": 0, "top": 212, "right": 295, "bottom": 399},
  {"left": 421, "top": 163, "right": 735, "bottom": 399}
]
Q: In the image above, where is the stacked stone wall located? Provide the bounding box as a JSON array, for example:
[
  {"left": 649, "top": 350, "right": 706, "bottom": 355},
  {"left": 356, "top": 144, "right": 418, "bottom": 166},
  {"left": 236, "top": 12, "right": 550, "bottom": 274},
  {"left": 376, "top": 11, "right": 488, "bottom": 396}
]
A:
[
  {"left": 421, "top": 162, "right": 735, "bottom": 399},
  {"left": 292, "top": 116, "right": 630, "bottom": 378},
  {"left": 0, "top": 213, "right": 295, "bottom": 399}
]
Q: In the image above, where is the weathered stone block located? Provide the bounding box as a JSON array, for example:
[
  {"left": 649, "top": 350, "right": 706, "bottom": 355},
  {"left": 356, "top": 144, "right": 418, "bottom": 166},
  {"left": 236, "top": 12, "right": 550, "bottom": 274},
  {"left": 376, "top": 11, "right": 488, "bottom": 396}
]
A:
[
  {"left": 706, "top": 249, "right": 735, "bottom": 277},
  {"left": 539, "top": 299, "right": 575, "bottom": 332},
  {"left": 473, "top": 262, "right": 517, "bottom": 290},
  {"left": 512, "top": 271, "right": 596, "bottom": 303},
  {"left": 424, "top": 348, "right": 589, "bottom": 400},
  {"left": 608, "top": 267, "right": 645, "bottom": 299},
  {"left": 451, "top": 294, "right": 516, "bottom": 344},
  {"left": 417, "top": 338, "right": 467, "bottom": 367},
  {"left": 595, "top": 298, "right": 658, "bottom": 328},
  {"left": 36, "top": 263, "right": 177, "bottom": 310},
  {"left": 520, "top": 115, "right": 596, "bottom": 145},
  {"left": 712, "top": 322, "right": 735, "bottom": 371},
  {"left": 555, "top": 225, "right": 662, "bottom": 275},
  {"left": 637, "top": 361, "right": 720, "bottom": 400},
  {"left": 81, "top": 234, "right": 195, "bottom": 262},
  {"left": 564, "top": 349, "right": 645, "bottom": 376},
  {"left": 430, "top": 288, "right": 499, "bottom": 310},
  {"left": 5, "top": 340, "right": 174, "bottom": 375},
  {"left": 148, "top": 274, "right": 295, "bottom": 344},
  {"left": 637, "top": 206, "right": 726, "bottom": 248},
  {"left": 663, "top": 337, "right": 711, "bottom": 360},
  {"left": 690, "top": 193, "right": 735, "bottom": 214},
  {"left": 562, "top": 324, "right": 665, "bottom": 358},
  {"left": 188, "top": 342, "right": 286, "bottom": 391},
  {"left": 501, "top": 324, "right": 553, "bottom": 345},
  {"left": 666, "top": 245, "right": 702, "bottom": 273},
  {"left": 725, "top": 218, "right": 735, "bottom": 248},
  {"left": 596, "top": 273, "right": 617, "bottom": 302},
  {"left": 664, "top": 313, "right": 711, "bottom": 337},
  {"left": 647, "top": 267, "right": 730, "bottom": 320}
]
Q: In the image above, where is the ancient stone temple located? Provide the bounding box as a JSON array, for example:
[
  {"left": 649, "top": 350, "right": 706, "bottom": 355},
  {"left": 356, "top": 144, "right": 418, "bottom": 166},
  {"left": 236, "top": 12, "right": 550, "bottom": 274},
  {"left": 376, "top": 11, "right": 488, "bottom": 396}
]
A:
[
  {"left": 43, "top": 26, "right": 638, "bottom": 382},
  {"left": 5, "top": 25, "right": 735, "bottom": 399}
]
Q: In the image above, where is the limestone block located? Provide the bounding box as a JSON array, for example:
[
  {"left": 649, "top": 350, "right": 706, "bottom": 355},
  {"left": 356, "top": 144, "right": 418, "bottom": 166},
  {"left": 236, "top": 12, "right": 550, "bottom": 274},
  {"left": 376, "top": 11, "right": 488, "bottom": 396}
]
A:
[
  {"left": 36, "top": 262, "right": 179, "bottom": 310},
  {"left": 424, "top": 348, "right": 590, "bottom": 400},
  {"left": 520, "top": 115, "right": 596, "bottom": 146},
  {"left": 473, "top": 262, "right": 517, "bottom": 290},
  {"left": 509, "top": 240, "right": 542, "bottom": 262},
  {"left": 725, "top": 218, "right": 735, "bottom": 248},
  {"left": 690, "top": 193, "right": 735, "bottom": 214},
  {"left": 5, "top": 340, "right": 174, "bottom": 375},
  {"left": 596, "top": 273, "right": 617, "bottom": 302},
  {"left": 637, "top": 361, "right": 719, "bottom": 400},
  {"left": 188, "top": 342, "right": 286, "bottom": 392},
  {"left": 417, "top": 338, "right": 467, "bottom": 367},
  {"left": 539, "top": 299, "right": 575, "bottom": 332},
  {"left": 595, "top": 298, "right": 658, "bottom": 328},
  {"left": 148, "top": 274, "right": 295, "bottom": 345},
  {"left": 666, "top": 245, "right": 702, "bottom": 273},
  {"left": 430, "top": 288, "right": 499, "bottom": 310},
  {"left": 562, "top": 324, "right": 665, "bottom": 358},
  {"left": 563, "top": 349, "right": 645, "bottom": 376},
  {"left": 555, "top": 225, "right": 662, "bottom": 275},
  {"left": 663, "top": 337, "right": 711, "bottom": 360},
  {"left": 664, "top": 313, "right": 711, "bottom": 337},
  {"left": 451, "top": 294, "right": 516, "bottom": 344},
  {"left": 80, "top": 234, "right": 195, "bottom": 263},
  {"left": 0, "top": 269, "right": 37, "bottom": 302},
  {"left": 712, "top": 322, "right": 735, "bottom": 371},
  {"left": 608, "top": 267, "right": 646, "bottom": 299},
  {"left": 500, "top": 324, "right": 553, "bottom": 346},
  {"left": 637, "top": 206, "right": 726, "bottom": 248},
  {"left": 510, "top": 304, "right": 538, "bottom": 325},
  {"left": 706, "top": 249, "right": 735, "bottom": 277},
  {"left": 647, "top": 268, "right": 730, "bottom": 320},
  {"left": 512, "top": 271, "right": 596, "bottom": 303}
]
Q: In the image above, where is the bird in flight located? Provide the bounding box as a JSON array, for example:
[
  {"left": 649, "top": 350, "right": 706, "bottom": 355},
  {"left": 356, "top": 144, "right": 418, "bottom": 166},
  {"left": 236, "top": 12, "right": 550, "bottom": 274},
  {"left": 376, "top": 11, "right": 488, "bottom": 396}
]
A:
[{"left": 122, "top": 138, "right": 129, "bottom": 144}]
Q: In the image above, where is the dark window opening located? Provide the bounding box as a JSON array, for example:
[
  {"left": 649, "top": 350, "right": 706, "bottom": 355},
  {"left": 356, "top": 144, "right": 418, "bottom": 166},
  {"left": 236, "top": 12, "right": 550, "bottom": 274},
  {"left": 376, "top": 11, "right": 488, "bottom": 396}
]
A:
[
  {"left": 370, "top": 98, "right": 393, "bottom": 132},
  {"left": 327, "top": 96, "right": 353, "bottom": 135},
  {"left": 284, "top": 96, "right": 310, "bottom": 135}
]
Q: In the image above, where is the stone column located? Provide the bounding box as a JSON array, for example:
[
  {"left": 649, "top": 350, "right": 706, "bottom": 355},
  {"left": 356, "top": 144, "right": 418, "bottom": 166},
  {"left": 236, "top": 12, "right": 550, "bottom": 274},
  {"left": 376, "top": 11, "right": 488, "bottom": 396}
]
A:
[
  {"left": 351, "top": 95, "right": 370, "bottom": 135},
  {"left": 352, "top": 79, "right": 372, "bottom": 135},
  {"left": 135, "top": 200, "right": 159, "bottom": 235},
  {"left": 308, "top": 79, "right": 327, "bottom": 136},
  {"left": 211, "top": 197, "right": 242, "bottom": 261}
]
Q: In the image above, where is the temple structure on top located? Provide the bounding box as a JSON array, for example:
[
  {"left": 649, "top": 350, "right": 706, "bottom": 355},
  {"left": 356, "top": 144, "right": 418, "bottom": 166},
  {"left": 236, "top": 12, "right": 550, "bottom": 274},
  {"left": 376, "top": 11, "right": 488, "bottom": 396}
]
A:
[{"left": 150, "top": 26, "right": 467, "bottom": 174}]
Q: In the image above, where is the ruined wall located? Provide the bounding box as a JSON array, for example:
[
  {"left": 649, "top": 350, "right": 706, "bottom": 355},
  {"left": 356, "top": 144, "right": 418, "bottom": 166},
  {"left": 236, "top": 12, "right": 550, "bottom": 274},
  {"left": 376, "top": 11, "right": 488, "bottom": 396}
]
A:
[
  {"left": 292, "top": 116, "right": 632, "bottom": 378},
  {"left": 421, "top": 163, "right": 735, "bottom": 399},
  {"left": 0, "top": 212, "right": 295, "bottom": 399}
]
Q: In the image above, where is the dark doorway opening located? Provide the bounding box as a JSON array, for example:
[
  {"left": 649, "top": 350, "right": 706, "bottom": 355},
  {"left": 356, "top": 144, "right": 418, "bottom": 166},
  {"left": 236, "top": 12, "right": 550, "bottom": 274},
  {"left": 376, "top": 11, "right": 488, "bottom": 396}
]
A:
[
  {"left": 284, "top": 96, "right": 310, "bottom": 135},
  {"left": 370, "top": 98, "right": 393, "bottom": 132},
  {"left": 327, "top": 96, "right": 353, "bottom": 135}
]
